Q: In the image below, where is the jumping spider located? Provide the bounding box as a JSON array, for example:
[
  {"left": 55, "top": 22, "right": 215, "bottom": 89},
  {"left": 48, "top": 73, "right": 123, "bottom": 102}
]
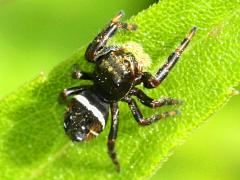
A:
[{"left": 60, "top": 11, "right": 197, "bottom": 171}]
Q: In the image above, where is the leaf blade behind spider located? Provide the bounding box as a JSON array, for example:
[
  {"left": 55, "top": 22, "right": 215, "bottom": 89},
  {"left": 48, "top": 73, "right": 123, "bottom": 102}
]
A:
[{"left": 0, "top": 0, "right": 240, "bottom": 179}]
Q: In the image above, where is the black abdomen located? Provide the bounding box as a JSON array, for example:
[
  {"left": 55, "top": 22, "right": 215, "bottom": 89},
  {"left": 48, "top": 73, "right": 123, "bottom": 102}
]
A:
[{"left": 64, "top": 90, "right": 109, "bottom": 141}]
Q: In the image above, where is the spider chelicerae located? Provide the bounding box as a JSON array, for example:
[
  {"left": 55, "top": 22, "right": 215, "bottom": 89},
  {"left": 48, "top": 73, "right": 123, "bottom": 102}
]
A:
[{"left": 60, "top": 11, "right": 197, "bottom": 171}]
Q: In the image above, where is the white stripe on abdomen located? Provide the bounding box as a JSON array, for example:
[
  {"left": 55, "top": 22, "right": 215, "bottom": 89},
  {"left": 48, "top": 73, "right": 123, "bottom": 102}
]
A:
[{"left": 74, "top": 95, "right": 106, "bottom": 128}]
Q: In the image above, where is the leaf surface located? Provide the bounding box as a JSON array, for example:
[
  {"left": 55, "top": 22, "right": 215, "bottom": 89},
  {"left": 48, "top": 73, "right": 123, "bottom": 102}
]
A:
[{"left": 0, "top": 0, "right": 239, "bottom": 179}]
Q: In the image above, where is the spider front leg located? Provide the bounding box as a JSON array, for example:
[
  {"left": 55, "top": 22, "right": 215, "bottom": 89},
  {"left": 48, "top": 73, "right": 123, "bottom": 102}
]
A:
[
  {"left": 71, "top": 64, "right": 93, "bottom": 80},
  {"left": 85, "top": 11, "right": 137, "bottom": 62},
  {"left": 59, "top": 86, "right": 88, "bottom": 103},
  {"left": 107, "top": 102, "right": 120, "bottom": 171},
  {"left": 142, "top": 27, "right": 197, "bottom": 88},
  {"left": 123, "top": 97, "right": 180, "bottom": 126},
  {"left": 129, "top": 88, "right": 183, "bottom": 108}
]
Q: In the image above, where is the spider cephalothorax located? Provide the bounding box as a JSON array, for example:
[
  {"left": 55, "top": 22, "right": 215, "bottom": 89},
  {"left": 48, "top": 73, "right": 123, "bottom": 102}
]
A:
[{"left": 60, "top": 11, "right": 197, "bottom": 171}]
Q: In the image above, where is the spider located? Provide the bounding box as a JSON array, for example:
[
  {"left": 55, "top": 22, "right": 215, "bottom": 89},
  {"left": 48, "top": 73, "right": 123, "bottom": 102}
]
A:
[{"left": 60, "top": 11, "right": 197, "bottom": 171}]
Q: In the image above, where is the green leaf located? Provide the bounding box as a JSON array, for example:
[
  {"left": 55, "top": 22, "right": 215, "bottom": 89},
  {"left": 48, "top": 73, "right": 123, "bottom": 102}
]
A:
[{"left": 0, "top": 0, "right": 239, "bottom": 179}]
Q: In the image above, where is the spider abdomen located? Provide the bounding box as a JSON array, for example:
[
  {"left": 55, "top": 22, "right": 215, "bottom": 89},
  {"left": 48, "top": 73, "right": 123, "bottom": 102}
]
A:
[{"left": 64, "top": 90, "right": 109, "bottom": 141}]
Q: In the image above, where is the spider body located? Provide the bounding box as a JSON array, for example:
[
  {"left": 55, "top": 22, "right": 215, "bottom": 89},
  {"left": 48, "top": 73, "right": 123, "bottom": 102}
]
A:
[
  {"left": 64, "top": 89, "right": 109, "bottom": 141},
  {"left": 93, "top": 50, "right": 139, "bottom": 101},
  {"left": 60, "top": 11, "right": 197, "bottom": 171}
]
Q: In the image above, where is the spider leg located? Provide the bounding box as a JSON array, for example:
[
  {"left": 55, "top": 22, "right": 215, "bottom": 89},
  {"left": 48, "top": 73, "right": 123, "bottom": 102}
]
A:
[
  {"left": 85, "top": 11, "right": 137, "bottom": 62},
  {"left": 71, "top": 64, "right": 93, "bottom": 80},
  {"left": 129, "top": 88, "right": 183, "bottom": 108},
  {"left": 123, "top": 97, "right": 180, "bottom": 126},
  {"left": 142, "top": 27, "right": 197, "bottom": 88},
  {"left": 59, "top": 86, "right": 89, "bottom": 103},
  {"left": 107, "top": 102, "right": 120, "bottom": 171}
]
